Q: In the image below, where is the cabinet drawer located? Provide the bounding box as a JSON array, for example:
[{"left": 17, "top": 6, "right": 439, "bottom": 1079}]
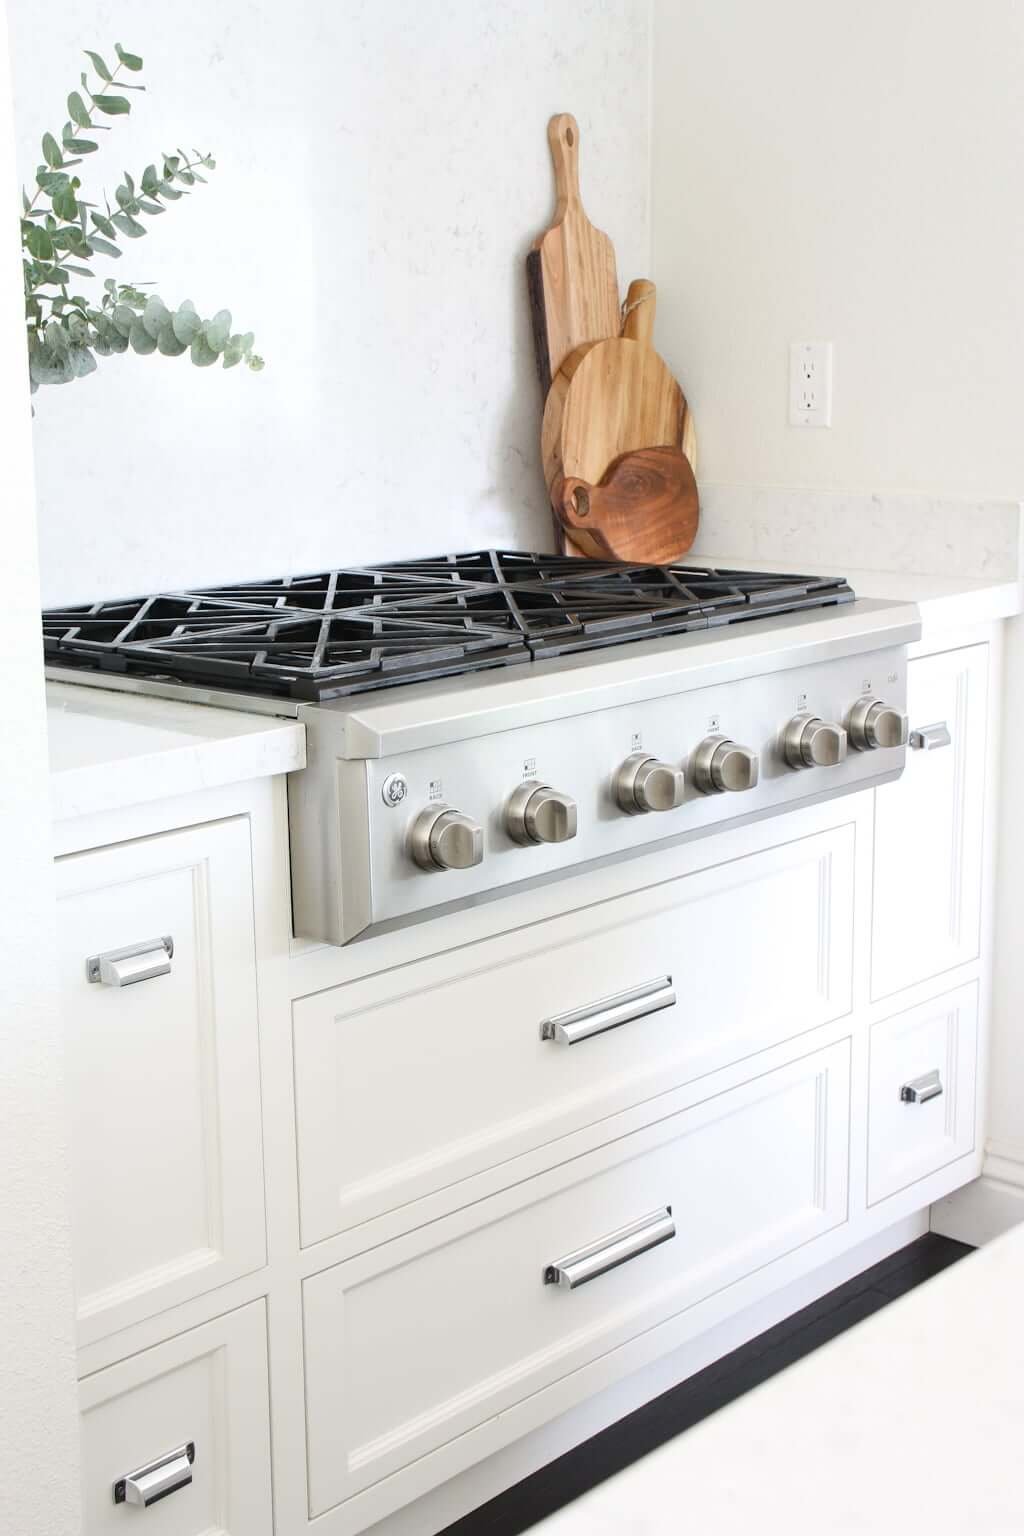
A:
[
  {"left": 294, "top": 822, "right": 853, "bottom": 1246},
  {"left": 872, "top": 645, "right": 987, "bottom": 999},
  {"left": 78, "top": 1300, "right": 272, "bottom": 1536},
  {"left": 303, "top": 1039, "right": 850, "bottom": 1518},
  {"left": 868, "top": 982, "right": 978, "bottom": 1205},
  {"left": 56, "top": 819, "right": 266, "bottom": 1346}
]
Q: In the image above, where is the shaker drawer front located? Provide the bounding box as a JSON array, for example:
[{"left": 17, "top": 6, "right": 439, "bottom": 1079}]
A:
[
  {"left": 871, "top": 645, "right": 987, "bottom": 1000},
  {"left": 303, "top": 1039, "right": 850, "bottom": 1517},
  {"left": 868, "top": 983, "right": 978, "bottom": 1205},
  {"left": 294, "top": 823, "right": 854, "bottom": 1246},
  {"left": 56, "top": 819, "right": 266, "bottom": 1346},
  {"left": 78, "top": 1300, "right": 272, "bottom": 1536}
]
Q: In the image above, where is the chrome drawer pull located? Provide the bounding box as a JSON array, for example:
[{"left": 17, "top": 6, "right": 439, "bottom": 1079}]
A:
[
  {"left": 909, "top": 722, "right": 952, "bottom": 752},
  {"left": 541, "top": 975, "right": 675, "bottom": 1046},
  {"left": 900, "top": 1069, "right": 943, "bottom": 1104},
  {"left": 544, "top": 1207, "right": 675, "bottom": 1290},
  {"left": 86, "top": 935, "right": 174, "bottom": 987},
  {"left": 113, "top": 1442, "right": 195, "bottom": 1507}
]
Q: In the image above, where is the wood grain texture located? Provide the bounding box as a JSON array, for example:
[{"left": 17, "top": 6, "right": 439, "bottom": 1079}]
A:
[
  {"left": 528, "top": 113, "right": 621, "bottom": 395},
  {"left": 553, "top": 446, "right": 699, "bottom": 563}
]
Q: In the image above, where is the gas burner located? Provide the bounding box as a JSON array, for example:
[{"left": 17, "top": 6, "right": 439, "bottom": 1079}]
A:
[{"left": 42, "top": 550, "right": 854, "bottom": 701}]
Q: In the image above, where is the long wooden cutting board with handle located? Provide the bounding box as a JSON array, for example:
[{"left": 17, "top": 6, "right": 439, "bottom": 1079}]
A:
[{"left": 527, "top": 113, "right": 621, "bottom": 395}]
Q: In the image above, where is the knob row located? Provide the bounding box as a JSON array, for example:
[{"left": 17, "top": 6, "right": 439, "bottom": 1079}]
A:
[{"left": 407, "top": 700, "right": 908, "bottom": 870}]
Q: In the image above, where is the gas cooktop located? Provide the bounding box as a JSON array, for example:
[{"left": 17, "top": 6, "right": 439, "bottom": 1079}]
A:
[{"left": 42, "top": 550, "right": 855, "bottom": 702}]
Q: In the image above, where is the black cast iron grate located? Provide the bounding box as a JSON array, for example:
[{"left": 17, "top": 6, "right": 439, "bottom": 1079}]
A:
[{"left": 42, "top": 549, "right": 855, "bottom": 701}]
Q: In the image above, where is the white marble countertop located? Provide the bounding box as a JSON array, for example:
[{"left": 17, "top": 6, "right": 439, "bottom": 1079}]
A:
[
  {"left": 532, "top": 1224, "right": 1024, "bottom": 1535},
  {"left": 47, "top": 681, "right": 306, "bottom": 822}
]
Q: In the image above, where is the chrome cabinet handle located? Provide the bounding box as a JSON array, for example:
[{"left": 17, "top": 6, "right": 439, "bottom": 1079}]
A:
[
  {"left": 900, "top": 1069, "right": 943, "bottom": 1104},
  {"left": 113, "top": 1442, "right": 195, "bottom": 1507},
  {"left": 909, "top": 722, "right": 952, "bottom": 752},
  {"left": 541, "top": 976, "right": 675, "bottom": 1046},
  {"left": 86, "top": 935, "right": 174, "bottom": 987},
  {"left": 544, "top": 1207, "right": 675, "bottom": 1290}
]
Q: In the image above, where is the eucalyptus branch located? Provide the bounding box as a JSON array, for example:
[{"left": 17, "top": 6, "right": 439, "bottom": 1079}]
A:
[{"left": 21, "top": 42, "right": 263, "bottom": 394}]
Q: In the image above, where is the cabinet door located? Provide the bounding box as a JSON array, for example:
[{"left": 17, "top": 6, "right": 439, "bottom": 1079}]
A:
[
  {"left": 868, "top": 983, "right": 978, "bottom": 1205},
  {"left": 871, "top": 645, "right": 988, "bottom": 1000},
  {"left": 78, "top": 1301, "right": 272, "bottom": 1536},
  {"left": 303, "top": 1040, "right": 850, "bottom": 1522},
  {"left": 56, "top": 819, "right": 266, "bottom": 1346}
]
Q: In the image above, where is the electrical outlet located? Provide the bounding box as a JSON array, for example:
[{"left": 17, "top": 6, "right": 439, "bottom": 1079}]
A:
[{"left": 789, "top": 342, "right": 833, "bottom": 427}]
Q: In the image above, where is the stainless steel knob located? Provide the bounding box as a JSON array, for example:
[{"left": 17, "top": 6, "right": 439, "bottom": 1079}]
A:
[
  {"left": 847, "top": 697, "right": 909, "bottom": 752},
  {"left": 613, "top": 753, "right": 685, "bottom": 815},
  {"left": 783, "top": 714, "right": 848, "bottom": 770},
  {"left": 506, "top": 783, "right": 578, "bottom": 846},
  {"left": 409, "top": 805, "right": 483, "bottom": 871},
  {"left": 692, "top": 735, "right": 760, "bottom": 795}
]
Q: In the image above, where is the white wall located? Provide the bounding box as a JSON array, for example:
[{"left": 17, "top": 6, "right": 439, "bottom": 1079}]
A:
[
  {"left": 651, "top": 0, "right": 1024, "bottom": 1220},
  {"left": 651, "top": 0, "right": 1024, "bottom": 501},
  {"left": 9, "top": 0, "right": 651, "bottom": 606},
  {"left": 0, "top": 7, "right": 81, "bottom": 1533}
]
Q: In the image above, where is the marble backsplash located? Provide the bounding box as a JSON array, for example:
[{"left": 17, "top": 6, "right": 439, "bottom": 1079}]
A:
[{"left": 690, "top": 486, "right": 1023, "bottom": 583}]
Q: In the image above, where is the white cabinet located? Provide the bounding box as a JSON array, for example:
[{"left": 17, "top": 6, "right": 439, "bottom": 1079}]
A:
[
  {"left": 56, "top": 819, "right": 266, "bottom": 1346},
  {"left": 868, "top": 982, "right": 978, "bottom": 1205},
  {"left": 78, "top": 1300, "right": 272, "bottom": 1536},
  {"left": 293, "top": 823, "right": 854, "bottom": 1246},
  {"left": 871, "top": 645, "right": 988, "bottom": 1000},
  {"left": 303, "top": 1038, "right": 850, "bottom": 1521}
]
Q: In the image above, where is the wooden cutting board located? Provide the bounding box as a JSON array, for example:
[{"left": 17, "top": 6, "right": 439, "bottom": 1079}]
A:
[
  {"left": 541, "top": 279, "right": 695, "bottom": 493},
  {"left": 527, "top": 113, "right": 621, "bottom": 396},
  {"left": 552, "top": 445, "right": 699, "bottom": 563}
]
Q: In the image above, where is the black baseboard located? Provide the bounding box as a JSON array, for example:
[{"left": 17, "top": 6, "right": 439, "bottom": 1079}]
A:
[{"left": 441, "top": 1233, "right": 972, "bottom": 1536}]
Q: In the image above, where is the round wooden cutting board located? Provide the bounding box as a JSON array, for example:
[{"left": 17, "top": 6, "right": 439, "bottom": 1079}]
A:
[{"left": 541, "top": 279, "right": 696, "bottom": 495}]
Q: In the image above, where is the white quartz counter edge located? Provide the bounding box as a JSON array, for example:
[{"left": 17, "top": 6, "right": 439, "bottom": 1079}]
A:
[
  {"left": 696, "top": 551, "right": 1023, "bottom": 630},
  {"left": 532, "top": 1224, "right": 1024, "bottom": 1535},
  {"left": 47, "top": 681, "right": 306, "bottom": 822}
]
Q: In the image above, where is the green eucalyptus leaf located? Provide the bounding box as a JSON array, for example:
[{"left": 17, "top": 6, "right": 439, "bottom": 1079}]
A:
[
  {"left": 111, "top": 211, "right": 145, "bottom": 238},
  {"left": 62, "top": 262, "right": 94, "bottom": 277},
  {"left": 36, "top": 169, "right": 70, "bottom": 193},
  {"left": 190, "top": 332, "right": 219, "bottom": 367},
  {"left": 41, "top": 132, "right": 63, "bottom": 168},
  {"left": 52, "top": 187, "right": 78, "bottom": 221},
  {"left": 106, "top": 328, "right": 130, "bottom": 353},
  {"left": 93, "top": 95, "right": 131, "bottom": 116},
  {"left": 157, "top": 180, "right": 183, "bottom": 200},
  {"left": 88, "top": 235, "right": 121, "bottom": 257},
  {"left": 137, "top": 199, "right": 163, "bottom": 214},
  {"left": 129, "top": 319, "right": 157, "bottom": 354},
  {"left": 171, "top": 305, "right": 201, "bottom": 344},
  {"left": 141, "top": 164, "right": 159, "bottom": 193},
  {"left": 67, "top": 92, "right": 91, "bottom": 128},
  {"left": 157, "top": 322, "right": 188, "bottom": 357},
  {"left": 90, "top": 212, "right": 117, "bottom": 237},
  {"left": 62, "top": 136, "right": 99, "bottom": 153},
  {"left": 111, "top": 303, "right": 136, "bottom": 337},
  {"left": 84, "top": 50, "right": 111, "bottom": 80},
  {"left": 25, "top": 226, "right": 54, "bottom": 260},
  {"left": 205, "top": 309, "right": 231, "bottom": 352},
  {"left": 115, "top": 43, "right": 143, "bottom": 70},
  {"left": 142, "top": 296, "right": 168, "bottom": 339}
]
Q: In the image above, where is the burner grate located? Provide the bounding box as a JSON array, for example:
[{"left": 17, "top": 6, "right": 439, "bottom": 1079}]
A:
[{"left": 43, "top": 550, "right": 855, "bottom": 700}]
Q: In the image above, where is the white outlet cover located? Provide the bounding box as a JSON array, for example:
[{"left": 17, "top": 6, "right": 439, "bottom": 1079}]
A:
[{"left": 789, "top": 342, "right": 833, "bottom": 427}]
